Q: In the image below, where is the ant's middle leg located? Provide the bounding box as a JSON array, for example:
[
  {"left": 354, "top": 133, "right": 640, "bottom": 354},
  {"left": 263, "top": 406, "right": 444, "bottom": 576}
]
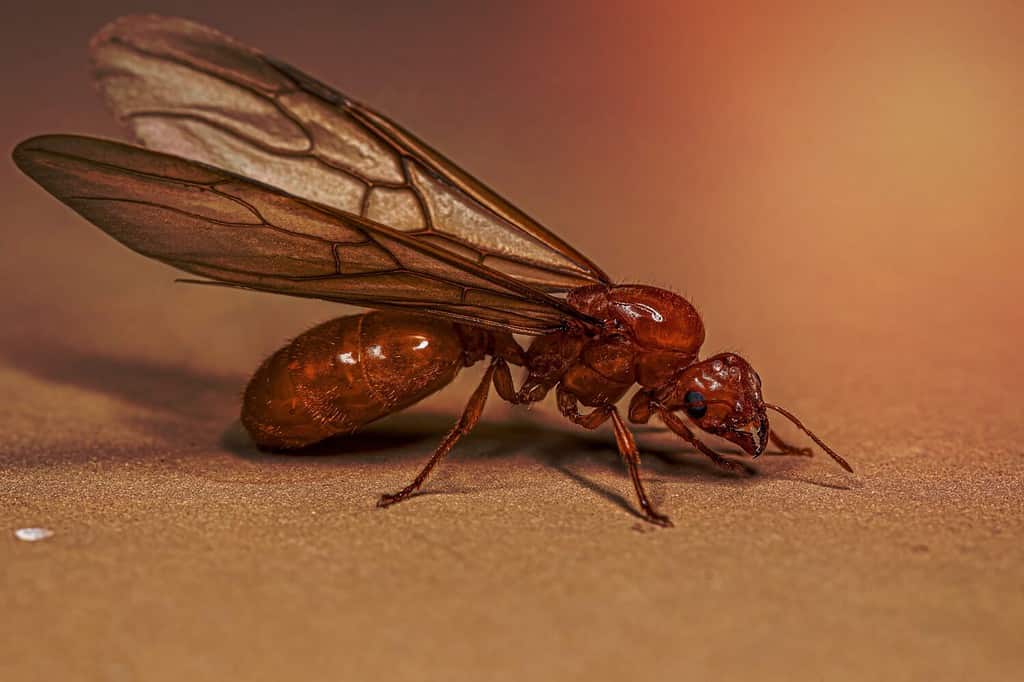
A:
[{"left": 557, "top": 387, "right": 672, "bottom": 526}]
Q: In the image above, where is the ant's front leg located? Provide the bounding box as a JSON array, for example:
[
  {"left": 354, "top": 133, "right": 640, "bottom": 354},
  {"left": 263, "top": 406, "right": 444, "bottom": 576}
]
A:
[
  {"left": 659, "top": 410, "right": 749, "bottom": 475},
  {"left": 557, "top": 387, "right": 672, "bottom": 527},
  {"left": 629, "top": 391, "right": 748, "bottom": 475}
]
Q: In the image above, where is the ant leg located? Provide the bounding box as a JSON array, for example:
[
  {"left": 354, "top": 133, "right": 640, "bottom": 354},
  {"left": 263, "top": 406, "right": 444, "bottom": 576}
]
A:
[
  {"left": 492, "top": 358, "right": 522, "bottom": 404},
  {"left": 766, "top": 430, "right": 813, "bottom": 457},
  {"left": 557, "top": 388, "right": 672, "bottom": 527},
  {"left": 609, "top": 411, "right": 673, "bottom": 527},
  {"left": 657, "top": 408, "right": 748, "bottom": 475},
  {"left": 492, "top": 357, "right": 553, "bottom": 405},
  {"left": 492, "top": 356, "right": 555, "bottom": 405},
  {"left": 377, "top": 362, "right": 497, "bottom": 508},
  {"left": 556, "top": 387, "right": 615, "bottom": 428}
]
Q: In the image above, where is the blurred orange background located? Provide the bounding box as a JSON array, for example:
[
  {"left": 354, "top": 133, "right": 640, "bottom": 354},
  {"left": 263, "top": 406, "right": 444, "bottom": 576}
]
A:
[{"left": 2, "top": 0, "right": 1020, "bottom": 376}]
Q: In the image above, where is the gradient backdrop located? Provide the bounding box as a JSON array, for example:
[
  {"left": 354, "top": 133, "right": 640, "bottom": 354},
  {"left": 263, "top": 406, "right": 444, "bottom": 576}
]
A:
[
  {"left": 3, "top": 1, "right": 1021, "bottom": 375},
  {"left": 1, "top": 2, "right": 1022, "bottom": 680},
  {"left": 2, "top": 0, "right": 1021, "bottom": 387}
]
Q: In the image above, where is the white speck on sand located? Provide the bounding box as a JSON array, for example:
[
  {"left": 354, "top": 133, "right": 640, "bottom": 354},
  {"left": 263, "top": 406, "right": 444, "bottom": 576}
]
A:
[{"left": 14, "top": 527, "right": 54, "bottom": 542}]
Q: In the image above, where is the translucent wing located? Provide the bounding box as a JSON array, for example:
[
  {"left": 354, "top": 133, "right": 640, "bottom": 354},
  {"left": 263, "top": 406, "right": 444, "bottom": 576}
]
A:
[
  {"left": 13, "top": 135, "right": 598, "bottom": 335},
  {"left": 90, "top": 15, "right": 611, "bottom": 292}
]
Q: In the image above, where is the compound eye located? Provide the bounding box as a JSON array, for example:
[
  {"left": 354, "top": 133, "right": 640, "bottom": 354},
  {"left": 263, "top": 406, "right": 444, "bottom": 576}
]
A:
[{"left": 683, "top": 391, "right": 707, "bottom": 419}]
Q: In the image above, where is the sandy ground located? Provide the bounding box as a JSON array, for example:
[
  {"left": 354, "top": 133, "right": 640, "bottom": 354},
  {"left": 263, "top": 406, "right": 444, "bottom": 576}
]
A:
[
  {"left": 2, "top": 3, "right": 1023, "bottom": 680},
  {"left": 2, "top": 291, "right": 1021, "bottom": 681}
]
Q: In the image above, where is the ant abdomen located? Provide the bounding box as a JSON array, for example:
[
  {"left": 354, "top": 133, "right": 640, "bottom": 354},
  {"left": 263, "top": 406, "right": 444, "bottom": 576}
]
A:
[{"left": 241, "top": 311, "right": 467, "bottom": 450}]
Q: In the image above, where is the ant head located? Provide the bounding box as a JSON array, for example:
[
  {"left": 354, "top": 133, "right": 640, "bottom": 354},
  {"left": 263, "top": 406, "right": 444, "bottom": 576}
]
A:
[{"left": 657, "top": 353, "right": 768, "bottom": 456}]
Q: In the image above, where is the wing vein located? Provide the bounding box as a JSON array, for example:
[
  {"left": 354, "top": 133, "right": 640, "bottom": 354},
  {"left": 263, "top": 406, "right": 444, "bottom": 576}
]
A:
[{"left": 91, "top": 16, "right": 611, "bottom": 291}]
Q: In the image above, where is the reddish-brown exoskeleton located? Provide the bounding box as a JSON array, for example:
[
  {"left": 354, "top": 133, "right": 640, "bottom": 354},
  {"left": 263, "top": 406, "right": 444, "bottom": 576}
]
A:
[{"left": 13, "top": 15, "right": 852, "bottom": 526}]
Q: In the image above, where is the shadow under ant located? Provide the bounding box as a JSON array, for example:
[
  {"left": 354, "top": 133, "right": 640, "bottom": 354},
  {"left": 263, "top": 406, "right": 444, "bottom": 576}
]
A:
[
  {"left": 0, "top": 336, "right": 244, "bottom": 463},
  {"left": 0, "top": 337, "right": 849, "bottom": 510},
  {"left": 1, "top": 336, "right": 244, "bottom": 420},
  {"left": 220, "top": 408, "right": 850, "bottom": 520}
]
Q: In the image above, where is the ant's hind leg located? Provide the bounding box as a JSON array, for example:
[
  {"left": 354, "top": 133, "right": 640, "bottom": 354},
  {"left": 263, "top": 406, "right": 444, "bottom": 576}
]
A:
[
  {"left": 377, "top": 362, "right": 497, "bottom": 508},
  {"left": 766, "top": 430, "right": 813, "bottom": 457}
]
